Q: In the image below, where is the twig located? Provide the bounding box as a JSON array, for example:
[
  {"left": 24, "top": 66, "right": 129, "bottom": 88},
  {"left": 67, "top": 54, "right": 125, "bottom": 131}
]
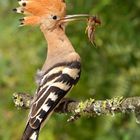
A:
[{"left": 13, "top": 92, "right": 140, "bottom": 123}]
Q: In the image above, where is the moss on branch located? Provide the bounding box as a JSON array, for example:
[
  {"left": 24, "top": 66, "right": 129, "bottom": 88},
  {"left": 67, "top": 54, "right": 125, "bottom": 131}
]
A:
[{"left": 13, "top": 92, "right": 140, "bottom": 123}]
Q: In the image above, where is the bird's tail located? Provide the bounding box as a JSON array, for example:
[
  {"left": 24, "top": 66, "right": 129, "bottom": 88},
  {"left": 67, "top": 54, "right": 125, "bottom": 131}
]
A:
[
  {"left": 21, "top": 122, "right": 40, "bottom": 140},
  {"left": 13, "top": 0, "right": 66, "bottom": 26}
]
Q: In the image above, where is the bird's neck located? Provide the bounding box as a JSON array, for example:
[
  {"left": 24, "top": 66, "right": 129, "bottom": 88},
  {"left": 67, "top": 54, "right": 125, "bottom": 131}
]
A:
[
  {"left": 41, "top": 26, "right": 76, "bottom": 71},
  {"left": 42, "top": 27, "right": 75, "bottom": 57}
]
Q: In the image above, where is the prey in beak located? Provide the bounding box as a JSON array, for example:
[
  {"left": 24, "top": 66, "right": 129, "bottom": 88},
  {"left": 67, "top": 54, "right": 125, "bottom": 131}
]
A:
[{"left": 58, "top": 14, "right": 101, "bottom": 46}]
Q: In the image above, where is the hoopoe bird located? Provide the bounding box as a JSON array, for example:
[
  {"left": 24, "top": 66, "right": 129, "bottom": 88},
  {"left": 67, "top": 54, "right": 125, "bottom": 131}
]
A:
[{"left": 13, "top": 0, "right": 98, "bottom": 140}]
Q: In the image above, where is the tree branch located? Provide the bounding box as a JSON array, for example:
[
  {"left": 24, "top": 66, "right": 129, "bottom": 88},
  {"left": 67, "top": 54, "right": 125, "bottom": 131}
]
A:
[{"left": 13, "top": 92, "right": 140, "bottom": 123}]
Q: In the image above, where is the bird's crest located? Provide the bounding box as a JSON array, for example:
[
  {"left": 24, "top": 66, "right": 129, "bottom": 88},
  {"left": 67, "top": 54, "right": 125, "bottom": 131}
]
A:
[{"left": 13, "top": 0, "right": 66, "bottom": 26}]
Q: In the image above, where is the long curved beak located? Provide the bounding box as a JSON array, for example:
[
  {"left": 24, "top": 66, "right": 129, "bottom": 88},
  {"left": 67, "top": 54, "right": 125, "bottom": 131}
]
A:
[
  {"left": 59, "top": 14, "right": 101, "bottom": 24},
  {"left": 58, "top": 14, "right": 101, "bottom": 46}
]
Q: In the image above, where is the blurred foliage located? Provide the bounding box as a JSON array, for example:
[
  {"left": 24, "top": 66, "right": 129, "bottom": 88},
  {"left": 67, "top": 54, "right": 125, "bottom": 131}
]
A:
[{"left": 0, "top": 0, "right": 140, "bottom": 140}]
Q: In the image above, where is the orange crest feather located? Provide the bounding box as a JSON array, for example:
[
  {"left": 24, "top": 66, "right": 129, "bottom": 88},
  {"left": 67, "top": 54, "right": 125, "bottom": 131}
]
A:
[{"left": 14, "top": 0, "right": 66, "bottom": 26}]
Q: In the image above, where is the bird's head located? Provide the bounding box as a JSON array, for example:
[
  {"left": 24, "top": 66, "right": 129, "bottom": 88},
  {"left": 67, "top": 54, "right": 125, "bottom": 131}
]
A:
[
  {"left": 14, "top": 0, "right": 66, "bottom": 29},
  {"left": 14, "top": 0, "right": 100, "bottom": 32}
]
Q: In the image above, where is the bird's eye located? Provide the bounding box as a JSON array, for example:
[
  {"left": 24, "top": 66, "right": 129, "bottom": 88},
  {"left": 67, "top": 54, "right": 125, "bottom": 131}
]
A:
[{"left": 52, "top": 15, "right": 57, "bottom": 20}]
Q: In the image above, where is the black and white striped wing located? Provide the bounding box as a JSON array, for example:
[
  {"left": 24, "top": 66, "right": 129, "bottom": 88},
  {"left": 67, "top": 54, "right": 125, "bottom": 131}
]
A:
[{"left": 29, "top": 61, "right": 81, "bottom": 129}]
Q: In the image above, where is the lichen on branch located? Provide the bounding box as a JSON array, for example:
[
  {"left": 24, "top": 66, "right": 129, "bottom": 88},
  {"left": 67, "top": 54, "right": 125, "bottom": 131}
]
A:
[{"left": 13, "top": 92, "right": 140, "bottom": 123}]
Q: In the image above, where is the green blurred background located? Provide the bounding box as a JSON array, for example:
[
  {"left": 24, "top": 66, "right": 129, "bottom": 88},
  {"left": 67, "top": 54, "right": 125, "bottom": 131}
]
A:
[{"left": 0, "top": 0, "right": 140, "bottom": 140}]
